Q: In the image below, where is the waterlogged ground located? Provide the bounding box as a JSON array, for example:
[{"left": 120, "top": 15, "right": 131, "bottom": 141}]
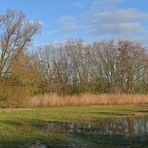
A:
[{"left": 0, "top": 105, "right": 148, "bottom": 147}]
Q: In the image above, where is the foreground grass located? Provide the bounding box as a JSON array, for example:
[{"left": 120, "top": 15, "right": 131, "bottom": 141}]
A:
[
  {"left": 1, "top": 104, "right": 148, "bottom": 122},
  {"left": 0, "top": 104, "right": 148, "bottom": 147}
]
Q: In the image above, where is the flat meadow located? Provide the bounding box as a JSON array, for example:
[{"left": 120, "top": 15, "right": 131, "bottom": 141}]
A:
[{"left": 0, "top": 104, "right": 148, "bottom": 147}]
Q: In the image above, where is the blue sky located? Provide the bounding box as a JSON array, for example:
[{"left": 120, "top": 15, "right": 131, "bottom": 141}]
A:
[{"left": 0, "top": 0, "right": 148, "bottom": 45}]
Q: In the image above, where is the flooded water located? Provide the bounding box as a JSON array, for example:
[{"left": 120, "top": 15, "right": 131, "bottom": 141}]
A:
[
  {"left": 44, "top": 115, "right": 148, "bottom": 137},
  {"left": 30, "top": 115, "right": 148, "bottom": 147}
]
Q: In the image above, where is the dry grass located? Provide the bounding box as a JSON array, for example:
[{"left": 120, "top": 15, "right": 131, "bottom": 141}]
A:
[{"left": 24, "top": 93, "right": 148, "bottom": 107}]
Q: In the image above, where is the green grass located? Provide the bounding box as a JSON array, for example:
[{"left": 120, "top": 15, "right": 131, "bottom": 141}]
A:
[
  {"left": 0, "top": 104, "right": 148, "bottom": 147},
  {"left": 1, "top": 104, "right": 148, "bottom": 122}
]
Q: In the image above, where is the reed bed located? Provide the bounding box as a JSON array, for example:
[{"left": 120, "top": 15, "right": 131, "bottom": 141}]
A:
[{"left": 24, "top": 93, "right": 148, "bottom": 107}]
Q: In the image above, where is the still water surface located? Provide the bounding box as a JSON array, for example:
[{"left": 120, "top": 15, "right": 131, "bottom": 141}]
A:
[{"left": 30, "top": 115, "right": 148, "bottom": 148}]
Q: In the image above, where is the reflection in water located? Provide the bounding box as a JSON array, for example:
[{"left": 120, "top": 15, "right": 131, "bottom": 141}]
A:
[
  {"left": 29, "top": 140, "right": 47, "bottom": 148},
  {"left": 44, "top": 115, "right": 148, "bottom": 137},
  {"left": 29, "top": 116, "right": 148, "bottom": 147}
]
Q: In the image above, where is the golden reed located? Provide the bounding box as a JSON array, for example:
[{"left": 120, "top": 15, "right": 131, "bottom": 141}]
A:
[{"left": 24, "top": 93, "right": 148, "bottom": 107}]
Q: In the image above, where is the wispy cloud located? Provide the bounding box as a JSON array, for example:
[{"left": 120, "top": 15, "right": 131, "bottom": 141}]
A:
[
  {"left": 46, "top": 0, "right": 148, "bottom": 41},
  {"left": 87, "top": 22, "right": 144, "bottom": 35},
  {"left": 90, "top": 0, "right": 125, "bottom": 10},
  {"left": 85, "top": 8, "right": 148, "bottom": 38},
  {"left": 48, "top": 15, "right": 83, "bottom": 35},
  {"left": 58, "top": 15, "right": 81, "bottom": 31},
  {"left": 71, "top": 1, "right": 83, "bottom": 8},
  {"left": 88, "top": 9, "right": 148, "bottom": 23}
]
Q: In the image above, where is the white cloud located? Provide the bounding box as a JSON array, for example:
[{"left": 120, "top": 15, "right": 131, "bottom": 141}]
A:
[
  {"left": 85, "top": 8, "right": 148, "bottom": 38},
  {"left": 48, "top": 15, "right": 82, "bottom": 35},
  {"left": 59, "top": 15, "right": 80, "bottom": 31},
  {"left": 48, "top": 29, "right": 62, "bottom": 35},
  {"left": 93, "top": 9, "right": 148, "bottom": 23},
  {"left": 90, "top": 0, "right": 125, "bottom": 10},
  {"left": 71, "top": 1, "right": 83, "bottom": 8},
  {"left": 88, "top": 22, "right": 144, "bottom": 35},
  {"left": 46, "top": 1, "right": 148, "bottom": 41}
]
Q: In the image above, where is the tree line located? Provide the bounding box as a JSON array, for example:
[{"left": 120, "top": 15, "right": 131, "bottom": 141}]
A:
[
  {"left": 0, "top": 9, "right": 148, "bottom": 103},
  {"left": 33, "top": 39, "right": 148, "bottom": 94}
]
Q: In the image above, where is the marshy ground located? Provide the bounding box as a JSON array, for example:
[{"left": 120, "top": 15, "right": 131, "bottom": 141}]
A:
[{"left": 0, "top": 104, "right": 148, "bottom": 147}]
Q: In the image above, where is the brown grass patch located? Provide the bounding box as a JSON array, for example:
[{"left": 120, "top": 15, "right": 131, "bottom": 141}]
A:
[
  {"left": 16, "top": 124, "right": 33, "bottom": 133},
  {"left": 24, "top": 93, "right": 148, "bottom": 107}
]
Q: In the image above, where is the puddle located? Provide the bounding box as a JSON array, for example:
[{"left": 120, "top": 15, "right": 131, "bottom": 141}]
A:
[
  {"left": 29, "top": 115, "right": 148, "bottom": 147},
  {"left": 28, "top": 141, "right": 47, "bottom": 148},
  {"left": 44, "top": 115, "right": 148, "bottom": 137}
]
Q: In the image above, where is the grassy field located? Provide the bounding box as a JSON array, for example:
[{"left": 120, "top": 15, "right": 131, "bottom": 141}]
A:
[{"left": 0, "top": 104, "right": 148, "bottom": 147}]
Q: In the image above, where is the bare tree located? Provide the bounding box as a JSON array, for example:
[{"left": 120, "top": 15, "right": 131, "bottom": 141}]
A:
[
  {"left": 32, "top": 39, "right": 148, "bottom": 94},
  {"left": 0, "top": 9, "right": 40, "bottom": 78}
]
